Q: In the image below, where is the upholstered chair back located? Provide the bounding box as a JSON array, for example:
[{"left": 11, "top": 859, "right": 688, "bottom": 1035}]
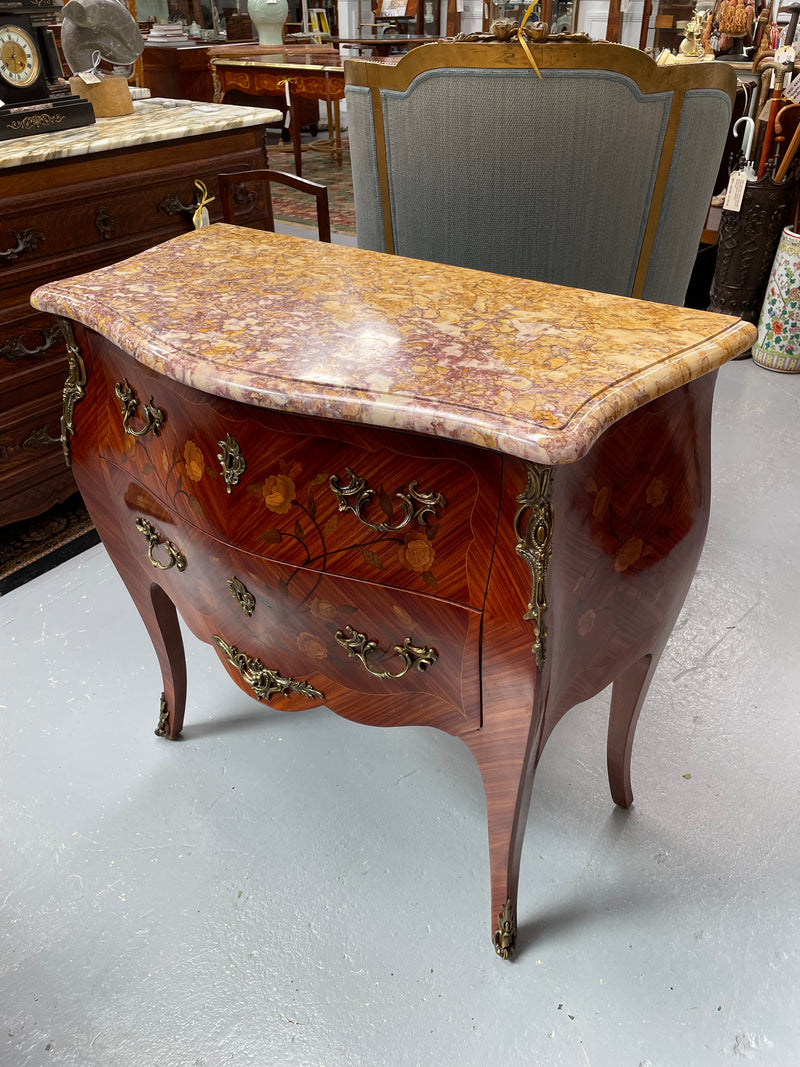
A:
[{"left": 344, "top": 41, "right": 736, "bottom": 305}]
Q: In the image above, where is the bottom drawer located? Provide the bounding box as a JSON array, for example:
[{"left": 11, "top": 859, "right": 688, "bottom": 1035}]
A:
[{"left": 116, "top": 472, "right": 482, "bottom": 736}]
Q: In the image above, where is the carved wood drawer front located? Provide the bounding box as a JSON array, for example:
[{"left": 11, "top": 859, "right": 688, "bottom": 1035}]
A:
[
  {"left": 1, "top": 169, "right": 265, "bottom": 289},
  {"left": 114, "top": 471, "right": 482, "bottom": 736},
  {"left": 90, "top": 340, "right": 502, "bottom": 610}
]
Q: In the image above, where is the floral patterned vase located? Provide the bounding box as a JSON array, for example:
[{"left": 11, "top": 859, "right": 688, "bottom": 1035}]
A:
[{"left": 752, "top": 226, "right": 800, "bottom": 373}]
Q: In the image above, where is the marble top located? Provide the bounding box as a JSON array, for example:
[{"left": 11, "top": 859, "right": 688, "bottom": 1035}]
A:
[
  {"left": 0, "top": 99, "right": 281, "bottom": 170},
  {"left": 31, "top": 225, "right": 756, "bottom": 465}
]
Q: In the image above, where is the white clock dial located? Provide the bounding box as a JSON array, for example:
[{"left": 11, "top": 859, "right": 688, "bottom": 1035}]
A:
[{"left": 0, "top": 25, "right": 41, "bottom": 89}]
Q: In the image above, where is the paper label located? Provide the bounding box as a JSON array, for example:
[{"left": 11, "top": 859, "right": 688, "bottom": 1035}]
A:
[
  {"left": 79, "top": 70, "right": 102, "bottom": 84},
  {"left": 192, "top": 205, "right": 210, "bottom": 230},
  {"left": 723, "top": 170, "right": 748, "bottom": 213}
]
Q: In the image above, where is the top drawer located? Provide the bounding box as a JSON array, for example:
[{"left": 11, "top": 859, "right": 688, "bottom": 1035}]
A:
[
  {"left": 78, "top": 332, "right": 502, "bottom": 610},
  {"left": 1, "top": 131, "right": 267, "bottom": 288}
]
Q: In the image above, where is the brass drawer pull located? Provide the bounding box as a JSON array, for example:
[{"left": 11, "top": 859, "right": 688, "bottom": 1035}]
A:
[
  {"left": 115, "top": 379, "right": 166, "bottom": 438},
  {"left": 158, "top": 192, "right": 196, "bottom": 218},
  {"left": 1, "top": 323, "right": 61, "bottom": 363},
  {"left": 334, "top": 625, "right": 438, "bottom": 680},
  {"left": 22, "top": 425, "right": 61, "bottom": 450},
  {"left": 135, "top": 518, "right": 187, "bottom": 572},
  {"left": 1, "top": 228, "right": 43, "bottom": 262},
  {"left": 329, "top": 468, "right": 447, "bottom": 533},
  {"left": 212, "top": 635, "right": 323, "bottom": 702}
]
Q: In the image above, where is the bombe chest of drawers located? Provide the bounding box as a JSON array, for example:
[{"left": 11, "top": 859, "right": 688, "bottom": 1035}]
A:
[{"left": 32, "top": 226, "right": 755, "bottom": 957}]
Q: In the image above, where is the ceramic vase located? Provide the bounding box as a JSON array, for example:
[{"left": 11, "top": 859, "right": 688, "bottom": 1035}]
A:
[
  {"left": 247, "top": 0, "right": 288, "bottom": 45},
  {"left": 752, "top": 226, "right": 800, "bottom": 373}
]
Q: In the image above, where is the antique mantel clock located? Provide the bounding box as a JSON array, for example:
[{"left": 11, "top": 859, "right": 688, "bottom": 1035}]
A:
[{"left": 0, "top": 0, "right": 94, "bottom": 139}]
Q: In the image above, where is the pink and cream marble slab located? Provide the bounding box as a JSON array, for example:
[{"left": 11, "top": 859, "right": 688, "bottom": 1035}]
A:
[
  {"left": 31, "top": 225, "right": 756, "bottom": 465},
  {"left": 0, "top": 100, "right": 280, "bottom": 170}
]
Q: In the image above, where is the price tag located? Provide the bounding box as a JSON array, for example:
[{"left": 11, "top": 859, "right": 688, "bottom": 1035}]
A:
[
  {"left": 78, "top": 70, "right": 102, "bottom": 84},
  {"left": 723, "top": 170, "right": 748, "bottom": 213}
]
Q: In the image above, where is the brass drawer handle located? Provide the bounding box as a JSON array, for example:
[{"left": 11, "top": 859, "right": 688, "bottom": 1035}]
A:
[
  {"left": 1, "top": 323, "right": 61, "bottom": 363},
  {"left": 115, "top": 379, "right": 166, "bottom": 438},
  {"left": 212, "top": 635, "right": 323, "bottom": 703},
  {"left": 22, "top": 425, "right": 61, "bottom": 450},
  {"left": 158, "top": 192, "right": 196, "bottom": 218},
  {"left": 329, "top": 468, "right": 447, "bottom": 533},
  {"left": 334, "top": 625, "right": 438, "bottom": 680},
  {"left": 1, "top": 228, "right": 43, "bottom": 262},
  {"left": 135, "top": 518, "right": 187, "bottom": 572}
]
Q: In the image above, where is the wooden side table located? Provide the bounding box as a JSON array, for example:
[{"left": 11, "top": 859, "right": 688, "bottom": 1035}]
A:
[
  {"left": 210, "top": 53, "right": 345, "bottom": 176},
  {"left": 32, "top": 225, "right": 755, "bottom": 957}
]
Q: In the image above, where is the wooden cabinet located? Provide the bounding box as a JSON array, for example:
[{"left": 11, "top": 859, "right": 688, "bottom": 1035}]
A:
[
  {"left": 32, "top": 226, "right": 756, "bottom": 957},
  {"left": 141, "top": 44, "right": 219, "bottom": 102},
  {"left": 1, "top": 104, "right": 274, "bottom": 526}
]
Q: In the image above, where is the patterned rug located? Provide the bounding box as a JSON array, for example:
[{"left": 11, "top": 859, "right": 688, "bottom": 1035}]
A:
[
  {"left": 267, "top": 138, "right": 356, "bottom": 236},
  {"left": 0, "top": 494, "right": 100, "bottom": 596}
]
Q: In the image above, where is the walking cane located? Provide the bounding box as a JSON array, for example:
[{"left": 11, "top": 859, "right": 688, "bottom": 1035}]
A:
[{"left": 758, "top": 58, "right": 795, "bottom": 178}]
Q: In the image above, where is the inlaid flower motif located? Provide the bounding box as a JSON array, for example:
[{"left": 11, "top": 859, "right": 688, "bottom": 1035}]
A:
[
  {"left": 615, "top": 538, "right": 644, "bottom": 572},
  {"left": 184, "top": 440, "right": 204, "bottom": 482},
  {"left": 398, "top": 531, "right": 435, "bottom": 573},
  {"left": 297, "top": 631, "right": 327, "bottom": 659},
  {"left": 310, "top": 597, "right": 337, "bottom": 621},
  {"left": 263, "top": 473, "right": 295, "bottom": 514},
  {"left": 646, "top": 477, "right": 667, "bottom": 507}
]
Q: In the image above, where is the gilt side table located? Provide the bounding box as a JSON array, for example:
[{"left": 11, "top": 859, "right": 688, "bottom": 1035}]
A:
[{"left": 31, "top": 226, "right": 756, "bottom": 957}]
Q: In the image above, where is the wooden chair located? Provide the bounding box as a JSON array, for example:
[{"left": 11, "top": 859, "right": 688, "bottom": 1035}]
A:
[
  {"left": 218, "top": 169, "right": 332, "bottom": 243},
  {"left": 344, "top": 38, "right": 737, "bottom": 305}
]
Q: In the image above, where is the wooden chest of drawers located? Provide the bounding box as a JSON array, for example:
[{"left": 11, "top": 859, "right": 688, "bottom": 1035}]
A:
[
  {"left": 1, "top": 101, "right": 277, "bottom": 527},
  {"left": 32, "top": 226, "right": 756, "bottom": 957}
]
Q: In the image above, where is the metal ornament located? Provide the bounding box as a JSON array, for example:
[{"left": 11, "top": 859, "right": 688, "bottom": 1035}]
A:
[
  {"left": 329, "top": 467, "right": 446, "bottom": 533},
  {"left": 59, "top": 318, "right": 87, "bottom": 468},
  {"left": 513, "top": 463, "right": 554, "bottom": 669},
  {"left": 1, "top": 228, "right": 43, "bottom": 262},
  {"left": 493, "top": 899, "right": 516, "bottom": 959},
  {"left": 212, "top": 635, "right": 323, "bottom": 702},
  {"left": 115, "top": 380, "right": 165, "bottom": 438},
  {"left": 135, "top": 518, "right": 187, "bottom": 572},
  {"left": 227, "top": 576, "right": 256, "bottom": 617},
  {"left": 334, "top": 625, "right": 438, "bottom": 680},
  {"left": 155, "top": 692, "right": 170, "bottom": 736},
  {"left": 218, "top": 433, "right": 246, "bottom": 493},
  {"left": 1, "top": 322, "right": 61, "bottom": 363}
]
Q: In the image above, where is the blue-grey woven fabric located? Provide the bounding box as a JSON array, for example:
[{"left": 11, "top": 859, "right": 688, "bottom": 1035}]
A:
[{"left": 345, "top": 68, "right": 731, "bottom": 306}]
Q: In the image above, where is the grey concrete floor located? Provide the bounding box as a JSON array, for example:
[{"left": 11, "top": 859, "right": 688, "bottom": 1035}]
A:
[{"left": 1, "top": 359, "right": 799, "bottom": 1067}]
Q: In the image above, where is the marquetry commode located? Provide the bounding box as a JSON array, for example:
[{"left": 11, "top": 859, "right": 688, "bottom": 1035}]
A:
[{"left": 31, "top": 225, "right": 755, "bottom": 957}]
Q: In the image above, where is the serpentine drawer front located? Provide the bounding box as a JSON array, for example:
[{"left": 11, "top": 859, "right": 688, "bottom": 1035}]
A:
[
  {"left": 90, "top": 337, "right": 501, "bottom": 608},
  {"left": 31, "top": 225, "right": 756, "bottom": 959}
]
